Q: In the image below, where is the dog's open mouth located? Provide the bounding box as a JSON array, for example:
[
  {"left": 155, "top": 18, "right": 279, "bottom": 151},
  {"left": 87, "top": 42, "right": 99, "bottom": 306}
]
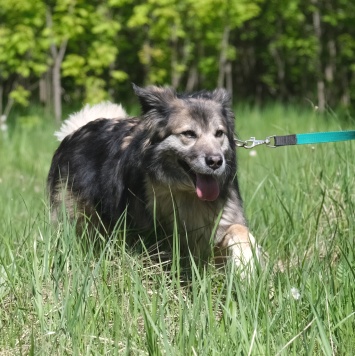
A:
[{"left": 178, "top": 160, "right": 220, "bottom": 201}]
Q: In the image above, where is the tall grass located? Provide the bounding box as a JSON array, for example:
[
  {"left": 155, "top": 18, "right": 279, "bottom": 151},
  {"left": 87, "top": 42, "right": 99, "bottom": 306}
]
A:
[{"left": 0, "top": 104, "right": 354, "bottom": 355}]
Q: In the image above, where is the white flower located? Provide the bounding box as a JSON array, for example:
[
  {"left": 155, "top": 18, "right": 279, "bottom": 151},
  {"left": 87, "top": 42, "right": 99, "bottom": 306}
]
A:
[
  {"left": 249, "top": 150, "right": 257, "bottom": 157},
  {"left": 290, "top": 287, "right": 301, "bottom": 300}
]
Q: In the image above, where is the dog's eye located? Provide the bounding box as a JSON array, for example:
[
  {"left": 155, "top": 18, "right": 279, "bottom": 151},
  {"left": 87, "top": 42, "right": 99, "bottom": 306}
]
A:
[
  {"left": 215, "top": 130, "right": 224, "bottom": 138},
  {"left": 181, "top": 130, "right": 197, "bottom": 139}
]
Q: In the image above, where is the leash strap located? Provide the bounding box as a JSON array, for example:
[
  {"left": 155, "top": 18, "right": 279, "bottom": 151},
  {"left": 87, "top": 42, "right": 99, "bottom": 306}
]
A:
[
  {"left": 236, "top": 130, "right": 355, "bottom": 149},
  {"left": 275, "top": 131, "right": 355, "bottom": 146}
]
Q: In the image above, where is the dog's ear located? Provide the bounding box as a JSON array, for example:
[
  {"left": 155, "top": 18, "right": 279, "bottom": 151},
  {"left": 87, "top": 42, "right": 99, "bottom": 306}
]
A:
[
  {"left": 132, "top": 84, "right": 176, "bottom": 114},
  {"left": 210, "top": 88, "right": 231, "bottom": 107}
]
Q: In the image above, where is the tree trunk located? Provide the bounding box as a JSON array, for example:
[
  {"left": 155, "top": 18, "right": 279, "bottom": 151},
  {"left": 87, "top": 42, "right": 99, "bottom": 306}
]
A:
[
  {"left": 39, "top": 76, "right": 46, "bottom": 104},
  {"left": 217, "top": 26, "right": 230, "bottom": 89},
  {"left": 171, "top": 26, "right": 192, "bottom": 90},
  {"left": 340, "top": 70, "right": 350, "bottom": 107},
  {"left": 186, "top": 65, "right": 198, "bottom": 92},
  {"left": 171, "top": 24, "right": 179, "bottom": 89},
  {"left": 51, "top": 39, "right": 67, "bottom": 123},
  {"left": 311, "top": 0, "right": 325, "bottom": 112},
  {"left": 225, "top": 62, "right": 233, "bottom": 97},
  {"left": 1, "top": 82, "right": 15, "bottom": 119},
  {"left": 270, "top": 44, "right": 286, "bottom": 100},
  {"left": 0, "top": 84, "right": 3, "bottom": 115},
  {"left": 325, "top": 39, "right": 336, "bottom": 83},
  {"left": 142, "top": 39, "right": 152, "bottom": 85},
  {"left": 52, "top": 60, "right": 62, "bottom": 123},
  {"left": 39, "top": 70, "right": 52, "bottom": 110},
  {"left": 325, "top": 38, "right": 336, "bottom": 103},
  {"left": 47, "top": 7, "right": 67, "bottom": 122}
]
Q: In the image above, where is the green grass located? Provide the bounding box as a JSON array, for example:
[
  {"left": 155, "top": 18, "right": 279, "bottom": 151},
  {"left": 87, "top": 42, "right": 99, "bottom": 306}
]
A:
[{"left": 0, "top": 104, "right": 354, "bottom": 355}]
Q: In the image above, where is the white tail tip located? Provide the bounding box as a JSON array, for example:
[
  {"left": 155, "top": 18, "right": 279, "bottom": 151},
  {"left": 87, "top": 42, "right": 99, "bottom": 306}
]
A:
[{"left": 55, "top": 102, "right": 128, "bottom": 141}]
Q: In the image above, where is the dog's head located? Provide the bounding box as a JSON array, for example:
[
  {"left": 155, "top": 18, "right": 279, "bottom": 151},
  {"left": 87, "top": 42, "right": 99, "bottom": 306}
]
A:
[{"left": 133, "top": 84, "right": 237, "bottom": 201}]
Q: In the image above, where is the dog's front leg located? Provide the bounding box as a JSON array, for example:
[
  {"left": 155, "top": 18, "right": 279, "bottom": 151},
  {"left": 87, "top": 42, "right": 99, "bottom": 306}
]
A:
[{"left": 215, "top": 224, "right": 261, "bottom": 270}]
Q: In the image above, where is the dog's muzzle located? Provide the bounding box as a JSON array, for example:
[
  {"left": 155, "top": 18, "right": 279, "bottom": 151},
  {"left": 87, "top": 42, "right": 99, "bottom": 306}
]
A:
[{"left": 178, "top": 159, "right": 222, "bottom": 201}]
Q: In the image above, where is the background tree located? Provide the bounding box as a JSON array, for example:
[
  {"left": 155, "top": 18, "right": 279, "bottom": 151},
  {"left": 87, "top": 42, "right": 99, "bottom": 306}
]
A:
[
  {"left": 0, "top": 0, "right": 47, "bottom": 119},
  {"left": 0, "top": 0, "right": 354, "bottom": 121},
  {"left": 45, "top": 0, "right": 125, "bottom": 121}
]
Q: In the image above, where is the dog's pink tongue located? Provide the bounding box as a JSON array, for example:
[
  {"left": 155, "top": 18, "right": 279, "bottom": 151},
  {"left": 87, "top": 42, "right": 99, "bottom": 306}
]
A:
[{"left": 196, "top": 174, "right": 220, "bottom": 201}]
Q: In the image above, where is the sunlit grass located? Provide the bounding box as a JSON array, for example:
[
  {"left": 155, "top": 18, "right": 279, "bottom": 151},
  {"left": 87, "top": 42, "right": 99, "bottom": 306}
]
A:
[{"left": 0, "top": 104, "right": 354, "bottom": 354}]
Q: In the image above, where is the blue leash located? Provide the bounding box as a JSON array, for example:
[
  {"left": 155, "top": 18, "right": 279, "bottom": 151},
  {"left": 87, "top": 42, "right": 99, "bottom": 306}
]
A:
[{"left": 236, "top": 130, "right": 355, "bottom": 149}]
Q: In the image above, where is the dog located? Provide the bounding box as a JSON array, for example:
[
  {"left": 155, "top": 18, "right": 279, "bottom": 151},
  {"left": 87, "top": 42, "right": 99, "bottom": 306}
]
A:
[{"left": 48, "top": 84, "right": 261, "bottom": 270}]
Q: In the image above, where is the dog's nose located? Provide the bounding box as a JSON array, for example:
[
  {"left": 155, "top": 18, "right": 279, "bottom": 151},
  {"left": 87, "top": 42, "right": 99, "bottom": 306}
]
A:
[{"left": 205, "top": 154, "right": 223, "bottom": 170}]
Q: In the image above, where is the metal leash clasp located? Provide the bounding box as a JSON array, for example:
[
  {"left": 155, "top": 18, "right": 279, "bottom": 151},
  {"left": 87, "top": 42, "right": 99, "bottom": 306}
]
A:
[
  {"left": 235, "top": 136, "right": 276, "bottom": 149},
  {"left": 244, "top": 137, "right": 268, "bottom": 148}
]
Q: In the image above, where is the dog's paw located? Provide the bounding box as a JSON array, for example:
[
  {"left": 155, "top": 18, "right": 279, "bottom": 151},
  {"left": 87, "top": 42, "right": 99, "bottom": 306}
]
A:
[{"left": 215, "top": 224, "right": 263, "bottom": 274}]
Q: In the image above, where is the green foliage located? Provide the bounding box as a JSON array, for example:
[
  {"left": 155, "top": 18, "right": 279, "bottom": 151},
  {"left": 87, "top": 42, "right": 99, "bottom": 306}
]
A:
[
  {"left": 1, "top": 0, "right": 355, "bottom": 115},
  {"left": 126, "top": 0, "right": 261, "bottom": 87},
  {"left": 84, "top": 77, "right": 111, "bottom": 104},
  {"left": 61, "top": 54, "right": 86, "bottom": 78},
  {"left": 47, "top": 0, "right": 124, "bottom": 103},
  {"left": 9, "top": 86, "right": 30, "bottom": 107},
  {"left": 0, "top": 0, "right": 47, "bottom": 79}
]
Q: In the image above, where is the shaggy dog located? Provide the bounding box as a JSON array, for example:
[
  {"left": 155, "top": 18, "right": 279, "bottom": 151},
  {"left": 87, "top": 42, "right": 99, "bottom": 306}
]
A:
[{"left": 48, "top": 85, "right": 261, "bottom": 269}]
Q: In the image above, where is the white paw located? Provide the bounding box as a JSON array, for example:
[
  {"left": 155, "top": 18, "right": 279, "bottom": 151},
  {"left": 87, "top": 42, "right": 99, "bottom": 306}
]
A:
[{"left": 227, "top": 231, "right": 262, "bottom": 271}]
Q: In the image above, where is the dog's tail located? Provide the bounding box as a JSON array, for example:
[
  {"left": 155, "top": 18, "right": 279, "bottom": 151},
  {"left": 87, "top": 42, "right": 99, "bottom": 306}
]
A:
[{"left": 55, "top": 102, "right": 128, "bottom": 141}]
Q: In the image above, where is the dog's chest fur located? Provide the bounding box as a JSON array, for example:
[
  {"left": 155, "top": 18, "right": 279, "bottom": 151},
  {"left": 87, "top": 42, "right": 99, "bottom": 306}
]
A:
[{"left": 144, "top": 177, "right": 224, "bottom": 258}]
